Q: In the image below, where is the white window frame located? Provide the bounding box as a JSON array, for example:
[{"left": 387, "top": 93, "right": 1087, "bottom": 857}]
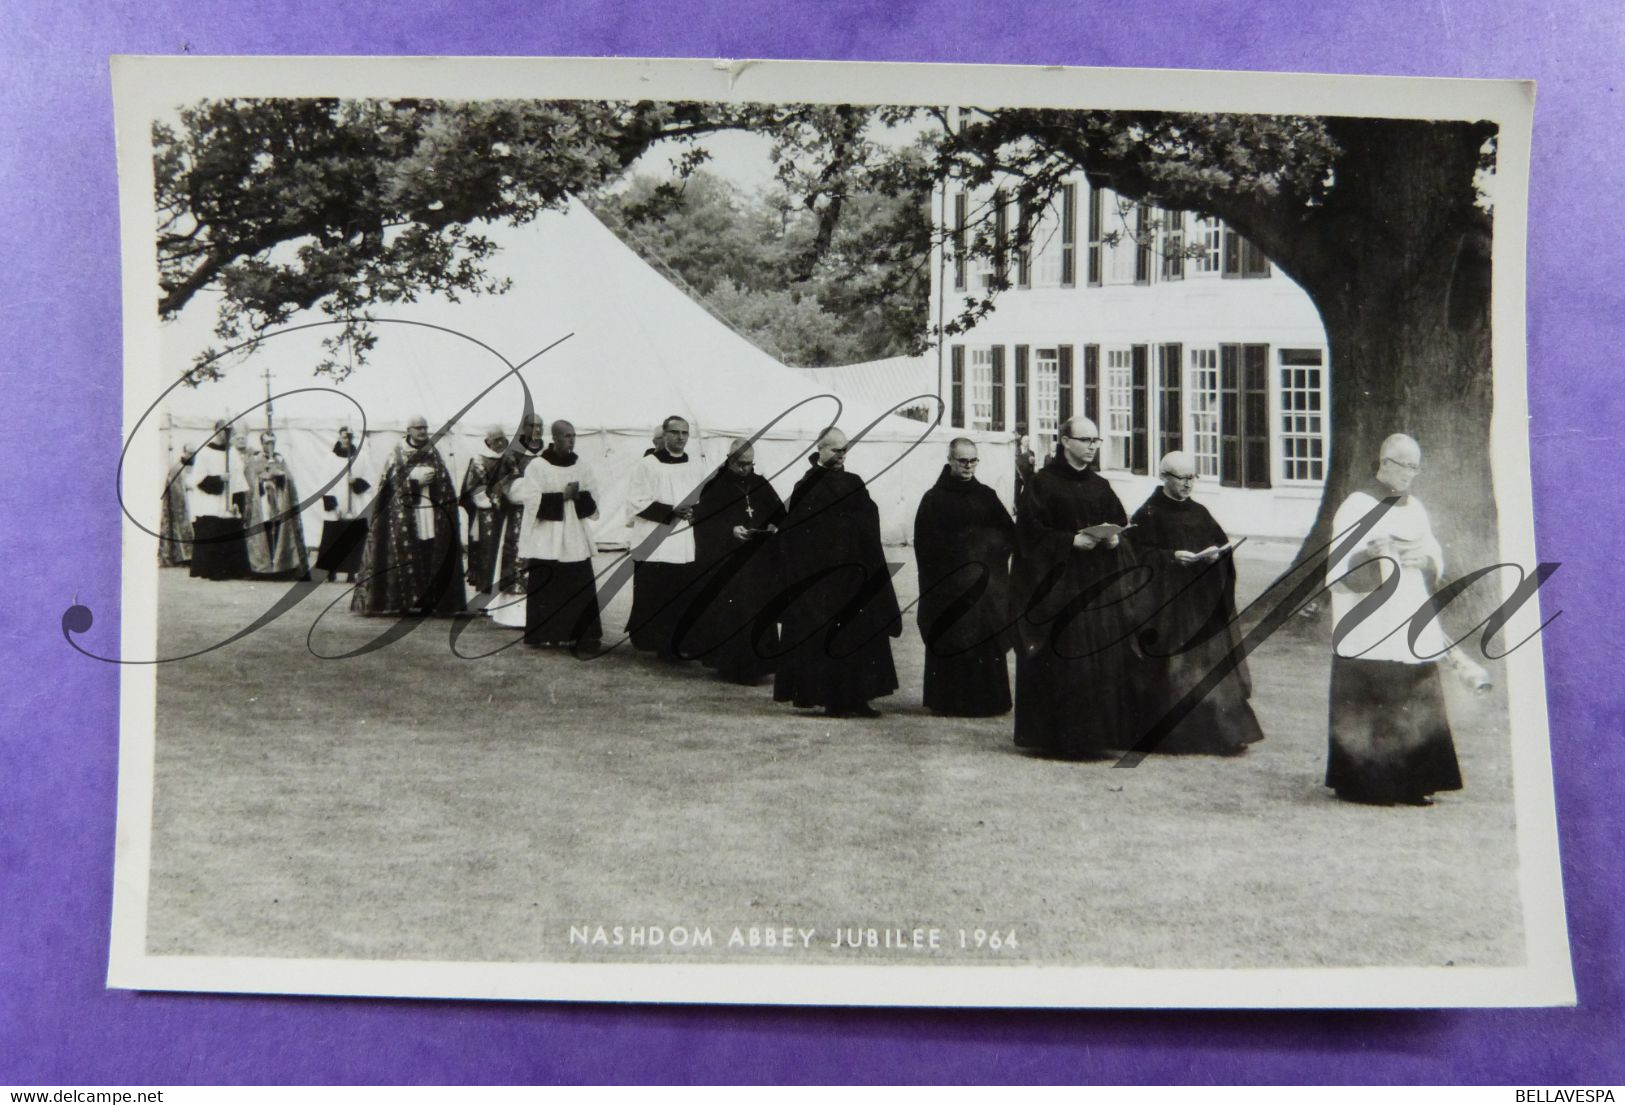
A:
[
  {"left": 968, "top": 347, "right": 995, "bottom": 431},
  {"left": 1278, "top": 348, "right": 1328, "bottom": 483},
  {"left": 1103, "top": 347, "right": 1135, "bottom": 470},
  {"left": 1033, "top": 347, "right": 1061, "bottom": 445},
  {"left": 1193, "top": 217, "right": 1224, "bottom": 276},
  {"left": 1188, "top": 347, "right": 1221, "bottom": 477}
]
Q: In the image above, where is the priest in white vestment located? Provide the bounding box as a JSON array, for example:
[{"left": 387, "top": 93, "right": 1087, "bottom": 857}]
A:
[
  {"left": 185, "top": 420, "right": 252, "bottom": 580},
  {"left": 623, "top": 415, "right": 707, "bottom": 660},
  {"left": 1325, "top": 433, "right": 1463, "bottom": 806},
  {"left": 508, "top": 420, "right": 603, "bottom": 649}
]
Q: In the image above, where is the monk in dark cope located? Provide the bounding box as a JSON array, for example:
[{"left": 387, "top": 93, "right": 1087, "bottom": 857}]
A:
[
  {"left": 351, "top": 415, "right": 467, "bottom": 617},
  {"left": 678, "top": 437, "right": 786, "bottom": 682},
  {"left": 772, "top": 428, "right": 902, "bottom": 719},
  {"left": 1011, "top": 416, "right": 1142, "bottom": 759},
  {"left": 1125, "top": 451, "right": 1264, "bottom": 756},
  {"left": 913, "top": 438, "right": 1016, "bottom": 717}
]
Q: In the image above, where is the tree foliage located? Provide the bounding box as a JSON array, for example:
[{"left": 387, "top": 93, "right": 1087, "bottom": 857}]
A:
[
  {"left": 157, "top": 98, "right": 774, "bottom": 378},
  {"left": 593, "top": 168, "right": 928, "bottom": 366},
  {"left": 159, "top": 95, "right": 1511, "bottom": 607}
]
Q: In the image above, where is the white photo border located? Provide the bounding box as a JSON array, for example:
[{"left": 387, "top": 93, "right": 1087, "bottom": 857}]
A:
[{"left": 108, "top": 54, "right": 1568, "bottom": 1008}]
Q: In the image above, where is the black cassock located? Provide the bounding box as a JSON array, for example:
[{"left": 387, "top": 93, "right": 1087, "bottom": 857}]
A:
[
  {"left": 913, "top": 465, "right": 1016, "bottom": 717},
  {"left": 1126, "top": 489, "right": 1264, "bottom": 755},
  {"left": 1012, "top": 455, "right": 1141, "bottom": 759},
  {"left": 772, "top": 460, "right": 901, "bottom": 713},
  {"left": 678, "top": 465, "right": 787, "bottom": 681}
]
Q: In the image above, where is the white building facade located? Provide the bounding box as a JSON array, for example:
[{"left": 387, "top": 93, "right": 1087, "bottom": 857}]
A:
[{"left": 932, "top": 174, "right": 1331, "bottom": 539}]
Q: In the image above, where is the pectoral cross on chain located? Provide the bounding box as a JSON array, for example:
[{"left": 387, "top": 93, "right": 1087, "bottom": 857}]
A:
[{"left": 743, "top": 494, "right": 755, "bottom": 521}]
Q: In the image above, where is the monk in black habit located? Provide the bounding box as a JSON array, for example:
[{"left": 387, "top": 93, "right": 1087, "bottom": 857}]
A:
[
  {"left": 678, "top": 438, "right": 786, "bottom": 681},
  {"left": 913, "top": 438, "right": 1016, "bottom": 717},
  {"left": 1126, "top": 451, "right": 1264, "bottom": 755},
  {"left": 1012, "top": 416, "right": 1141, "bottom": 759},
  {"left": 772, "top": 428, "right": 902, "bottom": 718}
]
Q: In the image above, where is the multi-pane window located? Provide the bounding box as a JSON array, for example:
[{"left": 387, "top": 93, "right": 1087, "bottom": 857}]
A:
[
  {"left": 1223, "top": 228, "right": 1272, "bottom": 278},
  {"left": 969, "top": 347, "right": 994, "bottom": 430},
  {"left": 1195, "top": 217, "right": 1224, "bottom": 274},
  {"left": 1188, "top": 348, "right": 1221, "bottom": 477},
  {"left": 1034, "top": 347, "right": 1060, "bottom": 444},
  {"left": 1104, "top": 348, "right": 1135, "bottom": 469},
  {"left": 1279, "top": 348, "right": 1327, "bottom": 482},
  {"left": 1036, "top": 208, "right": 1066, "bottom": 285},
  {"left": 1161, "top": 210, "right": 1186, "bottom": 281}
]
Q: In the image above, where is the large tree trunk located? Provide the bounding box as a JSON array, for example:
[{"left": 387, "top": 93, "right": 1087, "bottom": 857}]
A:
[{"left": 1282, "top": 119, "right": 1501, "bottom": 627}]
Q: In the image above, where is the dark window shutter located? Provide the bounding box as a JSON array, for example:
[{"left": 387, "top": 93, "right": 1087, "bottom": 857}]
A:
[
  {"left": 1244, "top": 238, "right": 1272, "bottom": 278},
  {"left": 1061, "top": 184, "right": 1077, "bottom": 287},
  {"left": 953, "top": 194, "right": 968, "bottom": 291},
  {"left": 1219, "top": 344, "right": 1241, "bottom": 486},
  {"left": 993, "top": 195, "right": 1009, "bottom": 286},
  {"left": 1058, "top": 345, "right": 1074, "bottom": 421},
  {"left": 1222, "top": 227, "right": 1242, "bottom": 277},
  {"left": 951, "top": 345, "right": 965, "bottom": 427},
  {"left": 1014, "top": 345, "right": 1029, "bottom": 432},
  {"left": 1083, "top": 344, "right": 1100, "bottom": 424},
  {"left": 1158, "top": 342, "right": 1183, "bottom": 461},
  {"left": 1134, "top": 205, "right": 1152, "bottom": 285},
  {"left": 1130, "top": 345, "right": 1149, "bottom": 474},
  {"left": 1016, "top": 202, "right": 1031, "bottom": 288},
  {"left": 1243, "top": 343, "right": 1272, "bottom": 488},
  {"left": 990, "top": 345, "right": 1006, "bottom": 431},
  {"left": 1085, "top": 186, "right": 1101, "bottom": 286},
  {"left": 1162, "top": 211, "right": 1185, "bottom": 280}
]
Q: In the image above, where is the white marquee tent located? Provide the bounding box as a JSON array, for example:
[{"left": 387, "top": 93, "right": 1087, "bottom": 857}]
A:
[{"left": 152, "top": 200, "right": 1013, "bottom": 548}]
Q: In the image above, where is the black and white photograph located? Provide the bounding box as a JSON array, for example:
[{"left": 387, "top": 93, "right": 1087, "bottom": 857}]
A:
[{"left": 105, "top": 56, "right": 1570, "bottom": 1007}]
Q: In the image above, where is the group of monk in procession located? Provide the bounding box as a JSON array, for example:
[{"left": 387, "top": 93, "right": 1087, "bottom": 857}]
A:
[{"left": 162, "top": 407, "right": 1479, "bottom": 809}]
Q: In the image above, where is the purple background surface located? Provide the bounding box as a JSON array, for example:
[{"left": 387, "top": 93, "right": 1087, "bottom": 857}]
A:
[{"left": 1, "top": 0, "right": 1620, "bottom": 1085}]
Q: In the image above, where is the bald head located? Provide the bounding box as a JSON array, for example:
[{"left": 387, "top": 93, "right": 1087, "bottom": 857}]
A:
[
  {"left": 1380, "top": 434, "right": 1420, "bottom": 463},
  {"left": 1159, "top": 450, "right": 1198, "bottom": 500},
  {"left": 550, "top": 419, "right": 576, "bottom": 454},
  {"left": 516, "top": 412, "right": 545, "bottom": 448},
  {"left": 814, "top": 428, "right": 848, "bottom": 470},
  {"left": 1061, "top": 416, "right": 1099, "bottom": 440},
  {"left": 1159, "top": 450, "right": 1195, "bottom": 476},
  {"left": 1058, "top": 416, "right": 1102, "bottom": 469},
  {"left": 726, "top": 437, "right": 756, "bottom": 474},
  {"left": 947, "top": 437, "right": 979, "bottom": 480},
  {"left": 1377, "top": 434, "right": 1422, "bottom": 493}
]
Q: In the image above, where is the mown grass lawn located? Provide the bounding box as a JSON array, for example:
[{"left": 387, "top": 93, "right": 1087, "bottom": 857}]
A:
[{"left": 146, "top": 541, "right": 1523, "bottom": 969}]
